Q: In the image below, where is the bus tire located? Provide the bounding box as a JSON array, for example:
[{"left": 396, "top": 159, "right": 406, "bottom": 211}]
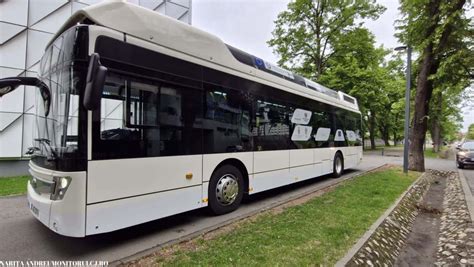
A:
[
  {"left": 208, "top": 164, "right": 244, "bottom": 215},
  {"left": 332, "top": 152, "right": 344, "bottom": 178}
]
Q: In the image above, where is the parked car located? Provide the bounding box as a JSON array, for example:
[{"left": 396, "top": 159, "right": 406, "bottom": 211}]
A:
[{"left": 456, "top": 141, "right": 474, "bottom": 169}]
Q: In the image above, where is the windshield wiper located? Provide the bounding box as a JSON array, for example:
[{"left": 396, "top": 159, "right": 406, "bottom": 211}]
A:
[
  {"left": 26, "top": 146, "right": 40, "bottom": 155},
  {"left": 35, "top": 138, "right": 58, "bottom": 160}
]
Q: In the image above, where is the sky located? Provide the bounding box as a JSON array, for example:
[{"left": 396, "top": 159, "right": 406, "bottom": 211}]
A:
[
  {"left": 192, "top": 0, "right": 473, "bottom": 132},
  {"left": 192, "top": 0, "right": 401, "bottom": 64}
]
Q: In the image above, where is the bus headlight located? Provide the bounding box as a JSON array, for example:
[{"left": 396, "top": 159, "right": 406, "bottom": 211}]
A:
[{"left": 50, "top": 176, "right": 71, "bottom": 200}]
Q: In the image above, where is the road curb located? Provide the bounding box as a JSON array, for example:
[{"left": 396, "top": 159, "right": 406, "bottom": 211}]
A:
[
  {"left": 335, "top": 171, "right": 428, "bottom": 267},
  {"left": 458, "top": 169, "right": 474, "bottom": 223},
  {"left": 115, "top": 164, "right": 390, "bottom": 266}
]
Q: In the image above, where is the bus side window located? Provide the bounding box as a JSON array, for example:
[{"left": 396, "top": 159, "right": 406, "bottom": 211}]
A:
[
  {"left": 203, "top": 86, "right": 252, "bottom": 153},
  {"left": 252, "top": 99, "right": 290, "bottom": 151},
  {"left": 158, "top": 85, "right": 203, "bottom": 156},
  {"left": 345, "top": 112, "right": 363, "bottom": 146},
  {"left": 312, "top": 110, "right": 332, "bottom": 148},
  {"left": 334, "top": 110, "right": 348, "bottom": 147},
  {"left": 289, "top": 107, "right": 315, "bottom": 149}
]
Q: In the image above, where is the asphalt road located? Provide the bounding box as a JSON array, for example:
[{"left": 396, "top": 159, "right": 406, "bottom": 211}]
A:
[
  {"left": 0, "top": 154, "right": 456, "bottom": 263},
  {"left": 461, "top": 165, "right": 474, "bottom": 195}
]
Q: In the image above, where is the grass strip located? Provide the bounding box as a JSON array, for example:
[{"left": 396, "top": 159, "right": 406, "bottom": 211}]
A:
[
  {"left": 148, "top": 167, "right": 418, "bottom": 266},
  {"left": 0, "top": 176, "right": 30, "bottom": 196},
  {"left": 424, "top": 146, "right": 448, "bottom": 158},
  {"left": 424, "top": 150, "right": 439, "bottom": 158}
]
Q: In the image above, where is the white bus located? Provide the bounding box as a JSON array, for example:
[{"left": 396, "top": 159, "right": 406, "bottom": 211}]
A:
[{"left": 0, "top": 1, "right": 362, "bottom": 237}]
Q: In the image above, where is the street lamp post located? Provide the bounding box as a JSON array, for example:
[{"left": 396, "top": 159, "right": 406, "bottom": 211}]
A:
[{"left": 395, "top": 45, "right": 412, "bottom": 174}]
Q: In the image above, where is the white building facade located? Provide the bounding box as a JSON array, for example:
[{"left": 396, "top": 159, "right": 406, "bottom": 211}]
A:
[{"left": 0, "top": 0, "right": 191, "bottom": 159}]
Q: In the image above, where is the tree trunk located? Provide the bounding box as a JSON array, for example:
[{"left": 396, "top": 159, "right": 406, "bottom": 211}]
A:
[
  {"left": 431, "top": 121, "right": 441, "bottom": 153},
  {"left": 409, "top": 43, "right": 435, "bottom": 172},
  {"left": 369, "top": 111, "right": 376, "bottom": 150},
  {"left": 393, "top": 131, "right": 398, "bottom": 146},
  {"left": 430, "top": 91, "right": 442, "bottom": 153},
  {"left": 393, "top": 114, "right": 400, "bottom": 146},
  {"left": 378, "top": 124, "right": 390, "bottom": 147},
  {"left": 382, "top": 131, "right": 390, "bottom": 146},
  {"left": 408, "top": 0, "right": 443, "bottom": 171},
  {"left": 408, "top": 0, "right": 466, "bottom": 171}
]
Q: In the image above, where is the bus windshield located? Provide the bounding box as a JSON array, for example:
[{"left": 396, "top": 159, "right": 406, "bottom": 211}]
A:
[{"left": 32, "top": 28, "right": 83, "bottom": 166}]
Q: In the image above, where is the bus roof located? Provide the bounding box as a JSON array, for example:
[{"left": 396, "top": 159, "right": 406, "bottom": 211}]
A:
[{"left": 51, "top": 0, "right": 360, "bottom": 113}]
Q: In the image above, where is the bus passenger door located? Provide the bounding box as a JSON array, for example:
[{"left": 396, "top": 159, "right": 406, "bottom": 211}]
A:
[{"left": 85, "top": 72, "right": 204, "bottom": 234}]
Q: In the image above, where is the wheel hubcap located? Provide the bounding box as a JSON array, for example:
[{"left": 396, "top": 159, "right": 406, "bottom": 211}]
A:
[
  {"left": 216, "top": 174, "right": 239, "bottom": 206},
  {"left": 335, "top": 157, "right": 342, "bottom": 174}
]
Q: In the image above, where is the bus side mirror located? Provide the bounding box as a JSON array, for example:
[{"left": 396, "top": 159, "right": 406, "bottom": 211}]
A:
[
  {"left": 0, "top": 77, "right": 51, "bottom": 116},
  {"left": 84, "top": 53, "right": 107, "bottom": 110},
  {"left": 0, "top": 78, "right": 22, "bottom": 96}
]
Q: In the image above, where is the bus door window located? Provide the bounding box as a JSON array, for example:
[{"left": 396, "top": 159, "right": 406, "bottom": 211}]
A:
[
  {"left": 95, "top": 73, "right": 202, "bottom": 159},
  {"left": 98, "top": 74, "right": 159, "bottom": 157},
  {"left": 100, "top": 74, "right": 129, "bottom": 140},
  {"left": 127, "top": 81, "right": 161, "bottom": 155}
]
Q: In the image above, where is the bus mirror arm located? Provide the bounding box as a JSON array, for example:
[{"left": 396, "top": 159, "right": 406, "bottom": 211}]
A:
[
  {"left": 0, "top": 77, "right": 51, "bottom": 116},
  {"left": 84, "top": 53, "right": 107, "bottom": 111}
]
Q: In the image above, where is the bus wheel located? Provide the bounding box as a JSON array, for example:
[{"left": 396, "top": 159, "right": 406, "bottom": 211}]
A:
[
  {"left": 332, "top": 153, "right": 344, "bottom": 178},
  {"left": 208, "top": 165, "right": 244, "bottom": 215}
]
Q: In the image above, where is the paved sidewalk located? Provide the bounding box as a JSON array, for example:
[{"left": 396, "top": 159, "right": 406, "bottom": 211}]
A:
[
  {"left": 0, "top": 160, "right": 29, "bottom": 177},
  {"left": 436, "top": 170, "right": 474, "bottom": 265}
]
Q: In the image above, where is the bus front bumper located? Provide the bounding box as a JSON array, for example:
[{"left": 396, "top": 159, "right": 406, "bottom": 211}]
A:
[
  {"left": 27, "top": 162, "right": 87, "bottom": 237},
  {"left": 27, "top": 182, "right": 52, "bottom": 229}
]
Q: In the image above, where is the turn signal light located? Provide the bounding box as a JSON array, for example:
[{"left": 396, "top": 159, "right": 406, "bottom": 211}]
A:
[{"left": 50, "top": 176, "right": 71, "bottom": 200}]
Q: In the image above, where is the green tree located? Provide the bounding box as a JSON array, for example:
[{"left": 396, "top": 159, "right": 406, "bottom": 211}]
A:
[
  {"left": 376, "top": 57, "right": 406, "bottom": 146},
  {"left": 468, "top": 124, "right": 474, "bottom": 140},
  {"left": 397, "top": 0, "right": 472, "bottom": 171},
  {"left": 318, "top": 28, "right": 388, "bottom": 149},
  {"left": 268, "top": 0, "right": 385, "bottom": 79},
  {"left": 427, "top": 0, "right": 473, "bottom": 152},
  {"left": 429, "top": 85, "right": 465, "bottom": 152}
]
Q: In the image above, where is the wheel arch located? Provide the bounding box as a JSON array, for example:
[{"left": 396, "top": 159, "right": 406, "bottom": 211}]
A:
[
  {"left": 331, "top": 149, "right": 345, "bottom": 178},
  {"left": 211, "top": 158, "right": 249, "bottom": 194}
]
